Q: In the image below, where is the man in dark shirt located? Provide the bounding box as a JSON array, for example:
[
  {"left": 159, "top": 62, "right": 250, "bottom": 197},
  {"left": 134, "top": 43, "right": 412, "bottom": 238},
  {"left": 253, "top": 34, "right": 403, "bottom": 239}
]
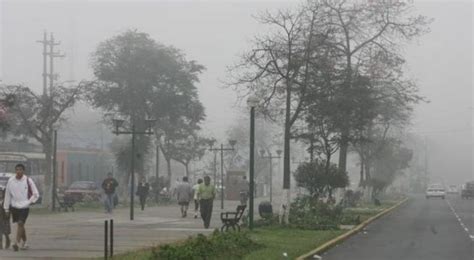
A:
[
  {"left": 101, "top": 173, "right": 118, "bottom": 214},
  {"left": 136, "top": 177, "right": 150, "bottom": 211}
]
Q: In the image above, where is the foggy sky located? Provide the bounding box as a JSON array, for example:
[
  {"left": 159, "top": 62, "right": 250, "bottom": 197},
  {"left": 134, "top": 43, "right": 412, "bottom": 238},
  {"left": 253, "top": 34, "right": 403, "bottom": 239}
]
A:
[{"left": 1, "top": 0, "right": 472, "bottom": 184}]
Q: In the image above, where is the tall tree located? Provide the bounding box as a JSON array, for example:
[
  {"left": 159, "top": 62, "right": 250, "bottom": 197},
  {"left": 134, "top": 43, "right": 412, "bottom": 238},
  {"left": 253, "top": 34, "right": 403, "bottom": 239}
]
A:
[
  {"left": 88, "top": 30, "right": 205, "bottom": 184},
  {"left": 0, "top": 93, "right": 15, "bottom": 132}
]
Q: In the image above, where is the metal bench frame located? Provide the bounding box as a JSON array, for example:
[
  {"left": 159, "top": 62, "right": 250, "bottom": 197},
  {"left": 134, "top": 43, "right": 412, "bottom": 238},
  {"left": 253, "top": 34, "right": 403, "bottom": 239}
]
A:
[
  {"left": 56, "top": 194, "right": 76, "bottom": 212},
  {"left": 220, "top": 205, "right": 246, "bottom": 232}
]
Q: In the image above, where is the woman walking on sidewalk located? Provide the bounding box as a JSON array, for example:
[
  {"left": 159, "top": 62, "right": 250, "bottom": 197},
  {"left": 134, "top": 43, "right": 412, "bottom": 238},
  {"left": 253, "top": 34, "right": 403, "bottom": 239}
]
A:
[{"left": 192, "top": 178, "right": 203, "bottom": 218}]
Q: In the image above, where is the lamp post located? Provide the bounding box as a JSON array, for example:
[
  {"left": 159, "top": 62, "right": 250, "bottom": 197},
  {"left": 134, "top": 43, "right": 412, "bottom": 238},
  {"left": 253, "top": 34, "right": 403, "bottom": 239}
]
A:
[
  {"left": 209, "top": 139, "right": 237, "bottom": 210},
  {"left": 247, "top": 95, "right": 259, "bottom": 230},
  {"left": 155, "top": 130, "right": 164, "bottom": 182},
  {"left": 260, "top": 149, "right": 282, "bottom": 204},
  {"left": 112, "top": 118, "right": 156, "bottom": 221}
]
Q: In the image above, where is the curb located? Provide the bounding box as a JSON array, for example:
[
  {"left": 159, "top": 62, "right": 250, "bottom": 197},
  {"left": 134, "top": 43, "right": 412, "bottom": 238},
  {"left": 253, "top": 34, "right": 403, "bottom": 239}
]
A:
[{"left": 296, "top": 198, "right": 409, "bottom": 260}]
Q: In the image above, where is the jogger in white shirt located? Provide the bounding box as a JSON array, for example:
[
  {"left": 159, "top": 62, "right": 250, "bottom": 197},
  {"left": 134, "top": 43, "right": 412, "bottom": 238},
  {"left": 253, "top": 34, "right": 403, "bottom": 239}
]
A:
[{"left": 3, "top": 164, "right": 39, "bottom": 251}]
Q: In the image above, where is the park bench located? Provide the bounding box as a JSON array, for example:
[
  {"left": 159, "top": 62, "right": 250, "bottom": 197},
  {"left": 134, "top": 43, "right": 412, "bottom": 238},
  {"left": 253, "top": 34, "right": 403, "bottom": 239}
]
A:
[
  {"left": 220, "top": 205, "right": 246, "bottom": 232},
  {"left": 56, "top": 193, "right": 76, "bottom": 212}
]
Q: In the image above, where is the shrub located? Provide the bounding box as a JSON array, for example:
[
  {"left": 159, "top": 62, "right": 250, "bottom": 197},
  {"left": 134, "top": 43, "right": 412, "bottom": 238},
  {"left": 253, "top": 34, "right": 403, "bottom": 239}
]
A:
[
  {"left": 288, "top": 195, "right": 343, "bottom": 230},
  {"left": 155, "top": 230, "right": 262, "bottom": 260},
  {"left": 340, "top": 189, "right": 363, "bottom": 208},
  {"left": 294, "top": 161, "right": 349, "bottom": 199}
]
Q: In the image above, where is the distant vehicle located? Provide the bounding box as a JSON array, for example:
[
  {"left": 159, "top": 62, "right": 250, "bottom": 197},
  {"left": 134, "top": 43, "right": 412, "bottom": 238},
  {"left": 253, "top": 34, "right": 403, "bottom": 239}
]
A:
[
  {"left": 447, "top": 185, "right": 459, "bottom": 194},
  {"left": 426, "top": 184, "right": 445, "bottom": 199},
  {"left": 64, "top": 181, "right": 101, "bottom": 202},
  {"left": 461, "top": 181, "right": 474, "bottom": 199},
  {"left": 0, "top": 152, "right": 45, "bottom": 202},
  {"left": 0, "top": 173, "right": 14, "bottom": 191}
]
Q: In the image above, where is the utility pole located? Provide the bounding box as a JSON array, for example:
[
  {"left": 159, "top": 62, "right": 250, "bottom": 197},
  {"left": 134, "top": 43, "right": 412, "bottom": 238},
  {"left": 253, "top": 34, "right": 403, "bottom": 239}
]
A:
[
  {"left": 48, "top": 33, "right": 64, "bottom": 95},
  {"left": 37, "top": 31, "right": 64, "bottom": 211},
  {"left": 52, "top": 130, "right": 58, "bottom": 211},
  {"left": 36, "top": 31, "right": 49, "bottom": 96}
]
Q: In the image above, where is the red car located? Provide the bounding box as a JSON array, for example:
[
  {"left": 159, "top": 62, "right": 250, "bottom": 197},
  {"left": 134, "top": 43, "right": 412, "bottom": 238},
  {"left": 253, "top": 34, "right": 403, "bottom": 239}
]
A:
[{"left": 64, "top": 181, "right": 101, "bottom": 202}]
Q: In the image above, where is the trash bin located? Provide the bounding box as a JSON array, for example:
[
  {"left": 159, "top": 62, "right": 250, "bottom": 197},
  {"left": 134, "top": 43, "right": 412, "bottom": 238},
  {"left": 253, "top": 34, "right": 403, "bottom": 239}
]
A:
[{"left": 258, "top": 201, "right": 273, "bottom": 219}]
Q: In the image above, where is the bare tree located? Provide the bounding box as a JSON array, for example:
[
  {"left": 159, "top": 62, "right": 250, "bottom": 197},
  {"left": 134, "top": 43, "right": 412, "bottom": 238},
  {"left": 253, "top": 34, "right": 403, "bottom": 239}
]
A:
[
  {"left": 229, "top": 6, "right": 323, "bottom": 223},
  {"left": 1, "top": 83, "right": 85, "bottom": 206},
  {"left": 314, "top": 0, "right": 431, "bottom": 172}
]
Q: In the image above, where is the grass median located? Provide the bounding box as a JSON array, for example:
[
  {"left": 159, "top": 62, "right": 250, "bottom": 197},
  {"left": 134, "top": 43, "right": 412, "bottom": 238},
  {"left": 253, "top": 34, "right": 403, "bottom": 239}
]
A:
[
  {"left": 105, "top": 198, "right": 403, "bottom": 260},
  {"left": 109, "top": 228, "right": 344, "bottom": 260}
]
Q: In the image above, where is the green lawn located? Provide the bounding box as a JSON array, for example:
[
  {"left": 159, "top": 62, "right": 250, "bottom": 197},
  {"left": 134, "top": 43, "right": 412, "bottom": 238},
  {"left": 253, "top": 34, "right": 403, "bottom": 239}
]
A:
[
  {"left": 108, "top": 228, "right": 344, "bottom": 260},
  {"left": 244, "top": 228, "right": 344, "bottom": 260}
]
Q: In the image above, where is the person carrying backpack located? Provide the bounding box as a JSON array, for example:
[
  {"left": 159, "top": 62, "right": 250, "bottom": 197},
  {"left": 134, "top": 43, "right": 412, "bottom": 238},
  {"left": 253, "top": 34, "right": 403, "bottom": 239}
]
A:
[{"left": 4, "top": 163, "right": 39, "bottom": 251}]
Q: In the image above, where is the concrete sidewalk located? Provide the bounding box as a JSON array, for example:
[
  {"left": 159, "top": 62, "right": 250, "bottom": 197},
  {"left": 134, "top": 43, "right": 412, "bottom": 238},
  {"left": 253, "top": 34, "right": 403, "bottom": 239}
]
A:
[{"left": 0, "top": 199, "right": 249, "bottom": 259}]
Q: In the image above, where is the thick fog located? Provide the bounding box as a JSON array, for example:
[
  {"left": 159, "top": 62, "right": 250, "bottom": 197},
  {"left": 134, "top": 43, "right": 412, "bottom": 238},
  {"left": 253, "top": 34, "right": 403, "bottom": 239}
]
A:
[{"left": 1, "top": 0, "right": 472, "bottom": 185}]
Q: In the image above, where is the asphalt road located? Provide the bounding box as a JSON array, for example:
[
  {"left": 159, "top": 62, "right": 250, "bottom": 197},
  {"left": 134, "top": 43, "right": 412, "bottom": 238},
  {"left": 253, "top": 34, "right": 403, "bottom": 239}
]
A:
[{"left": 322, "top": 194, "right": 473, "bottom": 260}]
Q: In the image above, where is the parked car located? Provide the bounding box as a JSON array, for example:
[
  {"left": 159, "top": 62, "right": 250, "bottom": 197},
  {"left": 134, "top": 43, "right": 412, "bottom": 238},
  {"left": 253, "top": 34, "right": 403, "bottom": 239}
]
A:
[
  {"left": 0, "top": 173, "right": 14, "bottom": 191},
  {"left": 461, "top": 181, "right": 474, "bottom": 199},
  {"left": 425, "top": 184, "right": 445, "bottom": 199},
  {"left": 64, "top": 181, "right": 101, "bottom": 202},
  {"left": 447, "top": 185, "right": 459, "bottom": 194}
]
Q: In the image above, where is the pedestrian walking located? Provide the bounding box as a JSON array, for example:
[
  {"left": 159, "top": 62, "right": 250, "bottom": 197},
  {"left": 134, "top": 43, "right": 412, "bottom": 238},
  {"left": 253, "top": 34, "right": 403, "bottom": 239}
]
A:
[
  {"left": 197, "top": 176, "right": 216, "bottom": 229},
  {"left": 176, "top": 176, "right": 193, "bottom": 217},
  {"left": 192, "top": 178, "right": 203, "bottom": 219},
  {"left": 101, "top": 172, "right": 119, "bottom": 214},
  {"left": 3, "top": 164, "right": 39, "bottom": 251},
  {"left": 136, "top": 177, "right": 149, "bottom": 211},
  {"left": 240, "top": 176, "right": 249, "bottom": 206},
  {"left": 0, "top": 189, "right": 11, "bottom": 249}
]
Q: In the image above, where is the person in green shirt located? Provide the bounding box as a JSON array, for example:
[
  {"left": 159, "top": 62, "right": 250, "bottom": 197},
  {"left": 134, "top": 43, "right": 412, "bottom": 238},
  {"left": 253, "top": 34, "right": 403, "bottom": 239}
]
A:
[{"left": 197, "top": 176, "right": 216, "bottom": 229}]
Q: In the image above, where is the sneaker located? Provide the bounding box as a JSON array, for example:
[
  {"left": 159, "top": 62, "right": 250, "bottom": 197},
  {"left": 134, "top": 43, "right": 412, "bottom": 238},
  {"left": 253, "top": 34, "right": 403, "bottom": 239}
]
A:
[
  {"left": 20, "top": 242, "right": 28, "bottom": 250},
  {"left": 12, "top": 244, "right": 18, "bottom": 252}
]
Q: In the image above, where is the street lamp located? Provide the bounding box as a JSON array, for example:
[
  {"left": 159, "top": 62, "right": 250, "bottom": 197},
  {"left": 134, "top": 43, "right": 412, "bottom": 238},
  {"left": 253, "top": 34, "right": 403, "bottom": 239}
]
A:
[
  {"left": 207, "top": 139, "right": 218, "bottom": 186},
  {"left": 209, "top": 139, "right": 237, "bottom": 210},
  {"left": 154, "top": 129, "right": 164, "bottom": 191},
  {"left": 112, "top": 117, "right": 156, "bottom": 221},
  {"left": 260, "top": 149, "right": 282, "bottom": 204},
  {"left": 247, "top": 95, "right": 259, "bottom": 230}
]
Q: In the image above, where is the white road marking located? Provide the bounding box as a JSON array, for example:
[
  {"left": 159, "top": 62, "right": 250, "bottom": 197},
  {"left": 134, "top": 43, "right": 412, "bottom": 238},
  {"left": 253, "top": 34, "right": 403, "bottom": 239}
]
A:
[{"left": 446, "top": 199, "right": 473, "bottom": 242}]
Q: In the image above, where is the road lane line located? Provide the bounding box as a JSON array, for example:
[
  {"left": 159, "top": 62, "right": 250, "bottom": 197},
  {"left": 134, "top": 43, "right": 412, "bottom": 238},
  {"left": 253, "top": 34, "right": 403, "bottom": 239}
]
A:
[{"left": 446, "top": 199, "right": 473, "bottom": 242}]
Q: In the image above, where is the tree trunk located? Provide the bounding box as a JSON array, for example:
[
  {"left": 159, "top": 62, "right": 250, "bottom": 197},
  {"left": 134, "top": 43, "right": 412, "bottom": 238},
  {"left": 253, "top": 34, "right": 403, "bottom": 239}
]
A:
[
  {"left": 359, "top": 159, "right": 365, "bottom": 187},
  {"left": 185, "top": 163, "right": 189, "bottom": 177},
  {"left": 338, "top": 134, "right": 349, "bottom": 172},
  {"left": 42, "top": 134, "right": 53, "bottom": 208},
  {"left": 166, "top": 158, "right": 172, "bottom": 188},
  {"left": 280, "top": 80, "right": 292, "bottom": 225},
  {"left": 365, "top": 161, "right": 371, "bottom": 184}
]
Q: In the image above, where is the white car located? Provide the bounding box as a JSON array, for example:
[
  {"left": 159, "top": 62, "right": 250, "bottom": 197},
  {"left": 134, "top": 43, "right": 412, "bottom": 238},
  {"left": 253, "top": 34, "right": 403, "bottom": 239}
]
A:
[{"left": 426, "top": 185, "right": 446, "bottom": 199}]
